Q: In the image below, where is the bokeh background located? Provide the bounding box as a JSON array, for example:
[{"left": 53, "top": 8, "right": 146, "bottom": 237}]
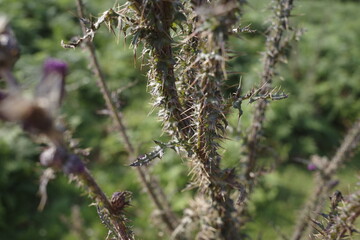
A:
[{"left": 0, "top": 0, "right": 359, "bottom": 239}]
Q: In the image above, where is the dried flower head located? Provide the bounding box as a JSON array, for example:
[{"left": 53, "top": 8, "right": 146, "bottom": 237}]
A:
[{"left": 111, "top": 191, "right": 132, "bottom": 214}]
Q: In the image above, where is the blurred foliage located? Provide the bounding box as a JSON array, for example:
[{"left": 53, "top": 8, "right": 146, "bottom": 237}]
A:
[{"left": 0, "top": 0, "right": 359, "bottom": 239}]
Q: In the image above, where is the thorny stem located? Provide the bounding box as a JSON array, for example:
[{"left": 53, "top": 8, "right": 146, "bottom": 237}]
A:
[
  {"left": 122, "top": 0, "right": 242, "bottom": 238},
  {"left": 129, "top": 0, "right": 194, "bottom": 141},
  {"left": 291, "top": 118, "right": 360, "bottom": 240},
  {"left": 78, "top": 168, "right": 131, "bottom": 240},
  {"left": 245, "top": 0, "right": 294, "bottom": 183},
  {"left": 0, "top": 16, "right": 133, "bottom": 240},
  {"left": 323, "top": 119, "right": 360, "bottom": 177},
  {"left": 75, "top": 0, "right": 178, "bottom": 233},
  {"left": 75, "top": 0, "right": 133, "bottom": 154},
  {"left": 238, "top": 1, "right": 296, "bottom": 220},
  {"left": 336, "top": 205, "right": 360, "bottom": 239},
  {"left": 187, "top": 1, "right": 242, "bottom": 239},
  {"left": 291, "top": 175, "right": 327, "bottom": 240},
  {"left": 311, "top": 190, "right": 360, "bottom": 239}
]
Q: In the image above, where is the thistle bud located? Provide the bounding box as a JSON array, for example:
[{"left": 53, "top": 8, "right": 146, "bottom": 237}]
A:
[
  {"left": 111, "top": 191, "right": 132, "bottom": 214},
  {"left": 40, "top": 146, "right": 67, "bottom": 168},
  {"left": 43, "top": 58, "right": 68, "bottom": 76},
  {"left": 307, "top": 163, "right": 317, "bottom": 171},
  {"left": 63, "top": 154, "right": 85, "bottom": 174},
  {"left": 36, "top": 59, "right": 68, "bottom": 115}
]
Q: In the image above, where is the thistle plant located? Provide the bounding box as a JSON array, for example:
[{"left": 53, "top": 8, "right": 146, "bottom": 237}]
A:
[
  {"left": 226, "top": 0, "right": 298, "bottom": 225},
  {"left": 2, "top": 0, "right": 360, "bottom": 239},
  {"left": 74, "top": 0, "right": 179, "bottom": 233},
  {"left": 179, "top": 1, "right": 244, "bottom": 238},
  {"left": 245, "top": 0, "right": 297, "bottom": 184},
  {"left": 292, "top": 119, "right": 360, "bottom": 240},
  {"left": 0, "top": 17, "right": 133, "bottom": 240},
  {"left": 61, "top": 0, "right": 338, "bottom": 239},
  {"left": 311, "top": 189, "right": 360, "bottom": 240},
  {"left": 63, "top": 1, "right": 245, "bottom": 238}
]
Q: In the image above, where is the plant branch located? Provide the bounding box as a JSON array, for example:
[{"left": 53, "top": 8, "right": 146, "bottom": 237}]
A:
[
  {"left": 185, "top": 1, "right": 244, "bottom": 239},
  {"left": 75, "top": 0, "right": 179, "bottom": 233},
  {"left": 78, "top": 168, "right": 132, "bottom": 240},
  {"left": 311, "top": 190, "right": 360, "bottom": 239},
  {"left": 0, "top": 95, "right": 133, "bottom": 239},
  {"left": 245, "top": 0, "right": 295, "bottom": 183},
  {"left": 291, "top": 118, "right": 360, "bottom": 240}
]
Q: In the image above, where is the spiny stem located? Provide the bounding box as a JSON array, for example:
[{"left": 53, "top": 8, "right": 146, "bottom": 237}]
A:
[
  {"left": 129, "top": 0, "right": 194, "bottom": 141},
  {"left": 323, "top": 119, "right": 360, "bottom": 177},
  {"left": 75, "top": 0, "right": 132, "bottom": 154},
  {"left": 77, "top": 168, "right": 132, "bottom": 240},
  {"left": 245, "top": 0, "right": 295, "bottom": 182},
  {"left": 311, "top": 190, "right": 360, "bottom": 239},
  {"left": 75, "top": 0, "right": 178, "bottom": 233},
  {"left": 291, "top": 118, "right": 360, "bottom": 240},
  {"left": 187, "top": 1, "right": 242, "bottom": 239}
]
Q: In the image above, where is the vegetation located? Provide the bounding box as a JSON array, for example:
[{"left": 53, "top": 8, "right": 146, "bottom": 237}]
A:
[{"left": 0, "top": 0, "right": 359, "bottom": 239}]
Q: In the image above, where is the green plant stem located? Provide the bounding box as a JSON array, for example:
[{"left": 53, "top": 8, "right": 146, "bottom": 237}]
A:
[{"left": 75, "top": 0, "right": 179, "bottom": 233}]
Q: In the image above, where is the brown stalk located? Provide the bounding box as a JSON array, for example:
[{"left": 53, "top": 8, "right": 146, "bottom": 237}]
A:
[
  {"left": 136, "top": 0, "right": 194, "bottom": 141},
  {"left": 291, "top": 118, "right": 360, "bottom": 240},
  {"left": 124, "top": 1, "right": 238, "bottom": 237},
  {"left": 121, "top": 0, "right": 194, "bottom": 140},
  {"left": 311, "top": 190, "right": 360, "bottom": 239},
  {"left": 237, "top": 1, "right": 296, "bottom": 220},
  {"left": 75, "top": 0, "right": 179, "bottom": 233},
  {"left": 245, "top": 0, "right": 295, "bottom": 183},
  {"left": 77, "top": 168, "right": 132, "bottom": 240},
  {"left": 0, "top": 17, "right": 133, "bottom": 240},
  {"left": 185, "top": 1, "right": 243, "bottom": 239}
]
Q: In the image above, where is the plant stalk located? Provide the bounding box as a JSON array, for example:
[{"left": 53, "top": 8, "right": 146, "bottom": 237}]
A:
[{"left": 75, "top": 0, "right": 179, "bottom": 233}]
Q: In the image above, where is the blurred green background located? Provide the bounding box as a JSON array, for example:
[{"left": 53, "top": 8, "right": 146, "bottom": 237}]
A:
[{"left": 0, "top": 0, "right": 359, "bottom": 239}]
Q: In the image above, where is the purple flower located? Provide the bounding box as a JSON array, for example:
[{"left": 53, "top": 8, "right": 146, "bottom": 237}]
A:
[
  {"left": 307, "top": 163, "right": 317, "bottom": 171},
  {"left": 36, "top": 58, "right": 68, "bottom": 111},
  {"left": 43, "top": 58, "right": 68, "bottom": 77}
]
